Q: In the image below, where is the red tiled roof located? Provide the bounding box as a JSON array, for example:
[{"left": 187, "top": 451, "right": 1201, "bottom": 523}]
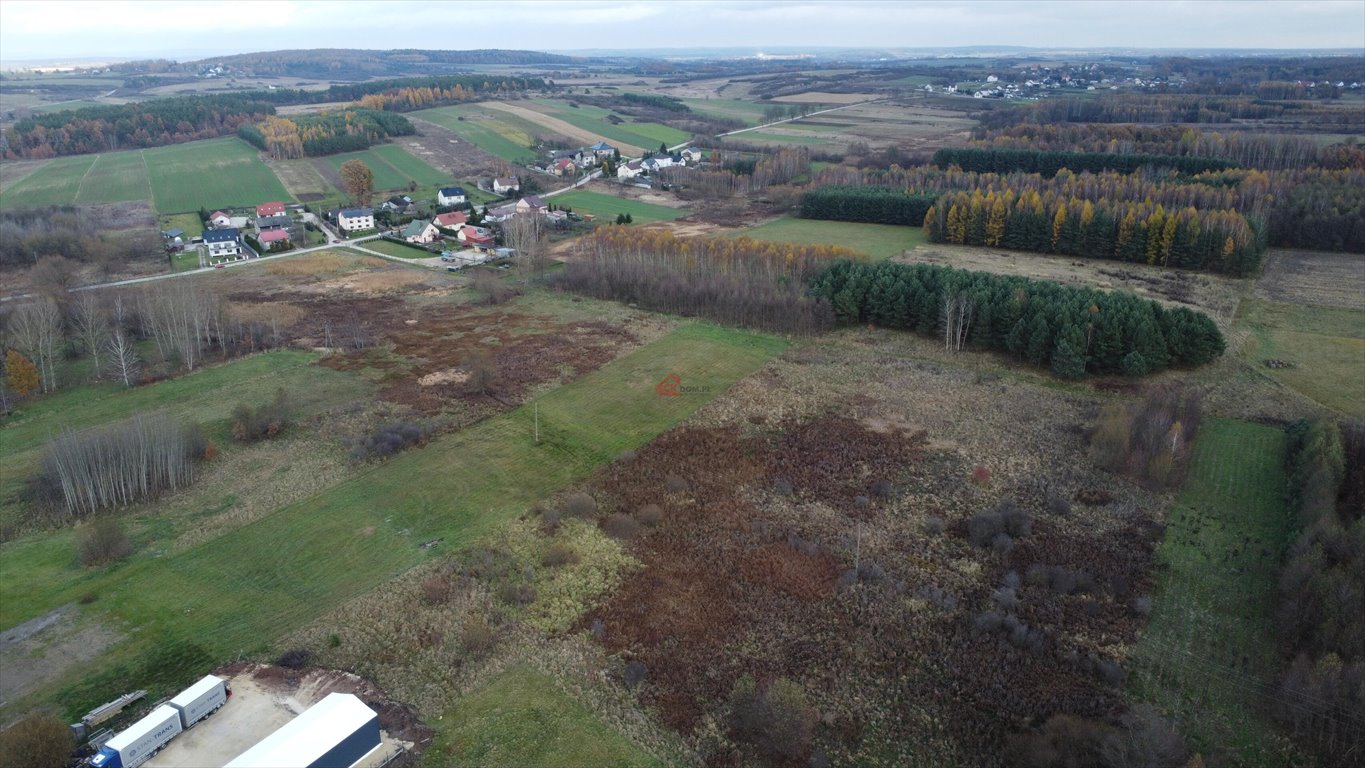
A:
[
  {"left": 257, "top": 228, "right": 289, "bottom": 243},
  {"left": 210, "top": 210, "right": 230, "bottom": 219},
  {"left": 255, "top": 201, "right": 286, "bottom": 217},
  {"left": 434, "top": 212, "right": 467, "bottom": 228}
]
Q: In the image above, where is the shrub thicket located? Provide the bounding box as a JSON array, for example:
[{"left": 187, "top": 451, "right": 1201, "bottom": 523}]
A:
[
  {"left": 231, "top": 388, "right": 293, "bottom": 442},
  {"left": 76, "top": 518, "right": 133, "bottom": 567},
  {"left": 349, "top": 421, "right": 429, "bottom": 462}
]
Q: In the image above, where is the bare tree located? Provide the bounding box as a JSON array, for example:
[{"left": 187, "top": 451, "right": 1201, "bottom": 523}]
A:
[
  {"left": 503, "top": 213, "right": 547, "bottom": 283},
  {"left": 8, "top": 300, "right": 62, "bottom": 392},
  {"left": 105, "top": 330, "right": 141, "bottom": 387},
  {"left": 138, "top": 280, "right": 222, "bottom": 371},
  {"left": 941, "top": 292, "right": 974, "bottom": 352},
  {"left": 71, "top": 291, "right": 109, "bottom": 376}
]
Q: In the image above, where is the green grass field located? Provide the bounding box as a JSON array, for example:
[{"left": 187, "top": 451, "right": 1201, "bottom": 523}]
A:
[
  {"left": 74, "top": 151, "right": 152, "bottom": 204},
  {"left": 324, "top": 144, "right": 451, "bottom": 193},
  {"left": 732, "top": 217, "right": 926, "bottom": 259},
  {"left": 144, "top": 138, "right": 292, "bottom": 213},
  {"left": 1, "top": 323, "right": 785, "bottom": 718},
  {"left": 0, "top": 351, "right": 371, "bottom": 539},
  {"left": 678, "top": 97, "right": 771, "bottom": 126},
  {"left": 1238, "top": 299, "right": 1365, "bottom": 417},
  {"left": 363, "top": 238, "right": 436, "bottom": 259},
  {"left": 425, "top": 665, "right": 664, "bottom": 768},
  {"left": 552, "top": 190, "right": 686, "bottom": 224},
  {"left": 1130, "top": 419, "right": 1300, "bottom": 765},
  {"left": 530, "top": 100, "right": 690, "bottom": 152},
  {"left": 414, "top": 105, "right": 541, "bottom": 163},
  {"left": 0, "top": 154, "right": 97, "bottom": 208}
]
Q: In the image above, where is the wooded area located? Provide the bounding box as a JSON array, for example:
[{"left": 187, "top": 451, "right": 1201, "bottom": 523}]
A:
[
  {"left": 799, "top": 186, "right": 938, "bottom": 225},
  {"left": 933, "top": 146, "right": 1236, "bottom": 177},
  {"left": 237, "top": 109, "right": 415, "bottom": 159},
  {"left": 808, "top": 260, "right": 1225, "bottom": 377}
]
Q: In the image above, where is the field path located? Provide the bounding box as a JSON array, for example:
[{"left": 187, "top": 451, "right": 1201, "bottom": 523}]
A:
[
  {"left": 478, "top": 101, "right": 647, "bottom": 156},
  {"left": 0, "top": 158, "right": 52, "bottom": 194},
  {"left": 71, "top": 153, "right": 102, "bottom": 200}
]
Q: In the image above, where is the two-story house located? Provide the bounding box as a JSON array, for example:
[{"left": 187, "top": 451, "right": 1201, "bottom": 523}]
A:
[
  {"left": 337, "top": 208, "right": 375, "bottom": 232},
  {"left": 437, "top": 187, "right": 467, "bottom": 207},
  {"left": 203, "top": 228, "right": 241, "bottom": 260},
  {"left": 493, "top": 177, "right": 520, "bottom": 194},
  {"left": 401, "top": 219, "right": 441, "bottom": 244}
]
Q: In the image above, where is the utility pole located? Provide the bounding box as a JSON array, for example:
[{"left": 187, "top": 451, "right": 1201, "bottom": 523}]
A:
[{"left": 534, "top": 402, "right": 539, "bottom": 444}]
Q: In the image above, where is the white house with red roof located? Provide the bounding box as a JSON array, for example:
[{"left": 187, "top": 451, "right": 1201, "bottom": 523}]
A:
[
  {"left": 458, "top": 226, "right": 495, "bottom": 248},
  {"left": 208, "top": 210, "right": 232, "bottom": 228},
  {"left": 551, "top": 158, "right": 576, "bottom": 176},
  {"left": 255, "top": 201, "right": 287, "bottom": 218},
  {"left": 257, "top": 228, "right": 290, "bottom": 251},
  {"left": 434, "top": 211, "right": 468, "bottom": 229}
]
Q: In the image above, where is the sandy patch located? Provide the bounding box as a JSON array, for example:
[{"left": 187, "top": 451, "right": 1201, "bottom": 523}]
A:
[
  {"left": 418, "top": 368, "right": 470, "bottom": 387},
  {"left": 477, "top": 101, "right": 647, "bottom": 156},
  {"left": 0, "top": 604, "right": 124, "bottom": 708}
]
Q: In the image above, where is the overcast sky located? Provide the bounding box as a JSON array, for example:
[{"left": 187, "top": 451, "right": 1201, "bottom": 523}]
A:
[{"left": 2, "top": 1, "right": 1362, "bottom": 64}]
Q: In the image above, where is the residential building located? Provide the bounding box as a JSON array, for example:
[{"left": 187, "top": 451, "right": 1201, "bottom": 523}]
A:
[
  {"left": 208, "top": 210, "right": 232, "bottom": 228},
  {"left": 458, "top": 225, "right": 495, "bottom": 248},
  {"left": 255, "top": 215, "right": 291, "bottom": 232},
  {"left": 256, "top": 228, "right": 290, "bottom": 251},
  {"left": 617, "top": 160, "right": 644, "bottom": 179},
  {"left": 437, "top": 186, "right": 467, "bottom": 207},
  {"left": 642, "top": 156, "right": 677, "bottom": 173},
  {"left": 337, "top": 208, "right": 375, "bottom": 232},
  {"left": 434, "top": 211, "right": 468, "bottom": 229},
  {"left": 588, "top": 141, "right": 615, "bottom": 158},
  {"left": 203, "top": 228, "right": 241, "bottom": 260},
  {"left": 493, "top": 177, "right": 520, "bottom": 194},
  {"left": 382, "top": 195, "right": 414, "bottom": 212},
  {"left": 483, "top": 203, "right": 519, "bottom": 222},
  {"left": 515, "top": 196, "right": 547, "bottom": 215},
  {"left": 681, "top": 146, "right": 706, "bottom": 164},
  {"left": 551, "top": 158, "right": 576, "bottom": 176},
  {"left": 401, "top": 219, "right": 441, "bottom": 244},
  {"left": 255, "top": 201, "right": 287, "bottom": 218}
]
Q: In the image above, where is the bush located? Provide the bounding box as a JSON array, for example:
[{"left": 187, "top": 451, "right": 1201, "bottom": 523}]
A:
[
  {"left": 728, "top": 676, "right": 817, "bottom": 764},
  {"left": 923, "top": 515, "right": 946, "bottom": 536},
  {"left": 0, "top": 712, "right": 74, "bottom": 768},
  {"left": 623, "top": 660, "right": 648, "bottom": 689},
  {"left": 277, "top": 648, "right": 312, "bottom": 669},
  {"left": 603, "top": 513, "right": 642, "bottom": 540},
  {"left": 460, "top": 615, "right": 496, "bottom": 657},
  {"left": 541, "top": 542, "right": 578, "bottom": 567},
  {"left": 664, "top": 475, "right": 690, "bottom": 494},
  {"left": 76, "top": 517, "right": 133, "bottom": 567},
  {"left": 637, "top": 503, "right": 663, "bottom": 527},
  {"left": 350, "top": 420, "right": 428, "bottom": 462},
  {"left": 564, "top": 492, "right": 596, "bottom": 518},
  {"left": 498, "top": 582, "right": 536, "bottom": 605},
  {"left": 231, "top": 388, "right": 293, "bottom": 442},
  {"left": 1100, "top": 705, "right": 1189, "bottom": 768},
  {"left": 968, "top": 499, "right": 1032, "bottom": 547},
  {"left": 420, "top": 573, "right": 453, "bottom": 605}
]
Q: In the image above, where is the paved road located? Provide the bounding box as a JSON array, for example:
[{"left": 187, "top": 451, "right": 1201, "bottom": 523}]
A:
[{"left": 715, "top": 100, "right": 880, "bottom": 139}]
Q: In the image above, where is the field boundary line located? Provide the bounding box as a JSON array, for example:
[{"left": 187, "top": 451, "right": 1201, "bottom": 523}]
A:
[{"left": 71, "top": 154, "right": 101, "bottom": 202}]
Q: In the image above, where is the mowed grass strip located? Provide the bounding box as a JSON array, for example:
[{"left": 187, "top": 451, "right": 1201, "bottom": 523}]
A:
[
  {"left": 1238, "top": 298, "right": 1365, "bottom": 417},
  {"left": 552, "top": 190, "right": 686, "bottom": 224},
  {"left": 528, "top": 99, "right": 690, "bottom": 152},
  {"left": 74, "top": 151, "right": 152, "bottom": 204},
  {"left": 732, "top": 217, "right": 926, "bottom": 259},
  {"left": 414, "top": 105, "right": 539, "bottom": 163},
  {"left": 425, "top": 664, "right": 665, "bottom": 768},
  {"left": 1130, "top": 419, "right": 1300, "bottom": 765},
  {"left": 362, "top": 238, "right": 436, "bottom": 259},
  {"left": 678, "top": 97, "right": 770, "bottom": 126},
  {"left": 20, "top": 324, "right": 783, "bottom": 713},
  {"left": 144, "top": 137, "right": 291, "bottom": 213},
  {"left": 0, "top": 154, "right": 96, "bottom": 207}
]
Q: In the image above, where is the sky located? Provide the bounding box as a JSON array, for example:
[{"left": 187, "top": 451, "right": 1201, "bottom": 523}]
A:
[{"left": 1, "top": 0, "right": 1362, "bottom": 64}]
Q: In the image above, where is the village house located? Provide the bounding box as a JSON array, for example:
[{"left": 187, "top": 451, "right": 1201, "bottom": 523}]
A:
[
  {"left": 493, "top": 177, "right": 520, "bottom": 194},
  {"left": 337, "top": 207, "right": 375, "bottom": 232},
  {"left": 483, "top": 203, "right": 519, "bottom": 223},
  {"left": 642, "top": 156, "right": 677, "bottom": 173},
  {"left": 437, "top": 186, "right": 467, "bottom": 207},
  {"left": 681, "top": 146, "right": 706, "bottom": 164},
  {"left": 381, "top": 194, "right": 414, "bottom": 213},
  {"left": 401, "top": 218, "right": 441, "bottom": 244},
  {"left": 203, "top": 228, "right": 241, "bottom": 260},
  {"left": 588, "top": 141, "right": 615, "bottom": 159},
  {"left": 617, "top": 160, "right": 644, "bottom": 180},
  {"left": 434, "top": 211, "right": 467, "bottom": 230},
  {"left": 208, "top": 210, "right": 232, "bottom": 228},
  {"left": 255, "top": 214, "right": 291, "bottom": 232},
  {"left": 458, "top": 225, "right": 495, "bottom": 248},
  {"left": 551, "top": 158, "right": 577, "bottom": 176},
  {"left": 255, "top": 201, "right": 287, "bottom": 218},
  {"left": 256, "top": 228, "right": 290, "bottom": 251},
  {"left": 515, "top": 196, "right": 547, "bottom": 215}
]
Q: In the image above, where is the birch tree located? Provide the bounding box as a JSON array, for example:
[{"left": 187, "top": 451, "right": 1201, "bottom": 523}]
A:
[
  {"left": 105, "top": 330, "right": 141, "bottom": 387},
  {"left": 8, "top": 300, "right": 62, "bottom": 392},
  {"left": 72, "top": 291, "right": 109, "bottom": 376}
]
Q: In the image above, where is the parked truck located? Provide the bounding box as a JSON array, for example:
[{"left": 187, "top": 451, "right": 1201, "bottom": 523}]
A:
[
  {"left": 168, "top": 675, "right": 229, "bottom": 728},
  {"left": 88, "top": 705, "right": 182, "bottom": 768}
]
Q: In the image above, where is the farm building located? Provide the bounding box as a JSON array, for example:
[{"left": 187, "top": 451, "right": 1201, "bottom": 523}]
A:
[
  {"left": 255, "top": 215, "right": 291, "bottom": 232},
  {"left": 337, "top": 208, "right": 375, "bottom": 232},
  {"left": 437, "top": 186, "right": 467, "bottom": 207},
  {"left": 208, "top": 210, "right": 233, "bottom": 228},
  {"left": 225, "top": 693, "right": 381, "bottom": 768},
  {"left": 402, "top": 219, "right": 441, "bottom": 244},
  {"left": 255, "top": 201, "right": 287, "bottom": 218},
  {"left": 203, "top": 228, "right": 241, "bottom": 259}
]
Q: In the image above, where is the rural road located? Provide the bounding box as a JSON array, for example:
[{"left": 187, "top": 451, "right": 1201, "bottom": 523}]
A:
[{"left": 716, "top": 100, "right": 881, "bottom": 139}]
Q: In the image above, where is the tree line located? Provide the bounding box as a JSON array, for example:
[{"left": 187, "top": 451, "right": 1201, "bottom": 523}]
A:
[
  {"left": 811, "top": 164, "right": 1364, "bottom": 256},
  {"left": 0, "top": 206, "right": 158, "bottom": 269},
  {"left": 969, "top": 123, "right": 1365, "bottom": 171},
  {"left": 237, "top": 109, "right": 415, "bottom": 159},
  {"left": 924, "top": 189, "right": 1264, "bottom": 276},
  {"left": 933, "top": 146, "right": 1237, "bottom": 177},
  {"left": 1275, "top": 419, "right": 1365, "bottom": 767},
  {"left": 978, "top": 94, "right": 1362, "bottom": 131},
  {"left": 808, "top": 260, "right": 1225, "bottom": 378},
  {"left": 657, "top": 146, "right": 810, "bottom": 196},
  {"left": 798, "top": 186, "right": 938, "bottom": 225},
  {"left": 556, "top": 227, "right": 854, "bottom": 334},
  {"left": 620, "top": 93, "right": 690, "bottom": 112}
]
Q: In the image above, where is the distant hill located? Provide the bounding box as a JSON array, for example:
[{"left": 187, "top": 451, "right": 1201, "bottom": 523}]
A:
[{"left": 184, "top": 48, "right": 586, "bottom": 80}]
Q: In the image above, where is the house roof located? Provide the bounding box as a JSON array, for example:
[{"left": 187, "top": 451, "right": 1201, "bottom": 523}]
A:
[
  {"left": 434, "top": 211, "right": 467, "bottom": 228},
  {"left": 520, "top": 195, "right": 545, "bottom": 208},
  {"left": 339, "top": 208, "right": 373, "bottom": 218},
  {"left": 624, "top": 160, "right": 642, "bottom": 170},
  {"left": 438, "top": 186, "right": 466, "bottom": 197},
  {"left": 209, "top": 210, "right": 230, "bottom": 219},
  {"left": 401, "top": 219, "right": 433, "bottom": 238},
  {"left": 589, "top": 141, "right": 614, "bottom": 151},
  {"left": 387, "top": 195, "right": 412, "bottom": 206},
  {"left": 554, "top": 158, "right": 575, "bottom": 169},
  {"left": 162, "top": 229, "right": 184, "bottom": 238},
  {"left": 258, "top": 228, "right": 290, "bottom": 243},
  {"left": 203, "top": 228, "right": 239, "bottom": 243},
  {"left": 255, "top": 215, "right": 291, "bottom": 228},
  {"left": 255, "top": 201, "right": 286, "bottom": 217},
  {"left": 494, "top": 177, "right": 519, "bottom": 187}
]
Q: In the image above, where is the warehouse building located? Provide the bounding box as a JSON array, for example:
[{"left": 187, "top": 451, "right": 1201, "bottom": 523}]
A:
[{"left": 225, "top": 693, "right": 380, "bottom": 768}]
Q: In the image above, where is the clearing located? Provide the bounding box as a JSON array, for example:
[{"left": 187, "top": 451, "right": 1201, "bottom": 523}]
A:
[
  {"left": 552, "top": 190, "right": 688, "bottom": 224},
  {"left": 1237, "top": 299, "right": 1365, "bottom": 417},
  {"left": 735, "top": 217, "right": 926, "bottom": 259},
  {"left": 1129, "top": 419, "right": 1301, "bottom": 765},
  {"left": 144, "top": 137, "right": 292, "bottom": 213}
]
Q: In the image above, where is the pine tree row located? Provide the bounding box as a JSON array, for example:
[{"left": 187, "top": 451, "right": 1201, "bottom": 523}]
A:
[
  {"left": 798, "top": 186, "right": 939, "bottom": 225},
  {"left": 933, "top": 147, "right": 1236, "bottom": 177}
]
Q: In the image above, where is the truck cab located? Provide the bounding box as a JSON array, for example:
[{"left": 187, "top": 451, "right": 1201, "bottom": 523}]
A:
[{"left": 89, "top": 747, "right": 122, "bottom": 768}]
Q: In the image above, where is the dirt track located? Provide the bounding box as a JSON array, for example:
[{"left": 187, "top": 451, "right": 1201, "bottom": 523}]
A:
[{"left": 477, "top": 101, "right": 647, "bottom": 156}]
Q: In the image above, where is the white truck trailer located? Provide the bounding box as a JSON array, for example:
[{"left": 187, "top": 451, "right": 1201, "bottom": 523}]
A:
[
  {"left": 88, "top": 705, "right": 182, "bottom": 768},
  {"left": 168, "top": 674, "right": 228, "bottom": 728}
]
